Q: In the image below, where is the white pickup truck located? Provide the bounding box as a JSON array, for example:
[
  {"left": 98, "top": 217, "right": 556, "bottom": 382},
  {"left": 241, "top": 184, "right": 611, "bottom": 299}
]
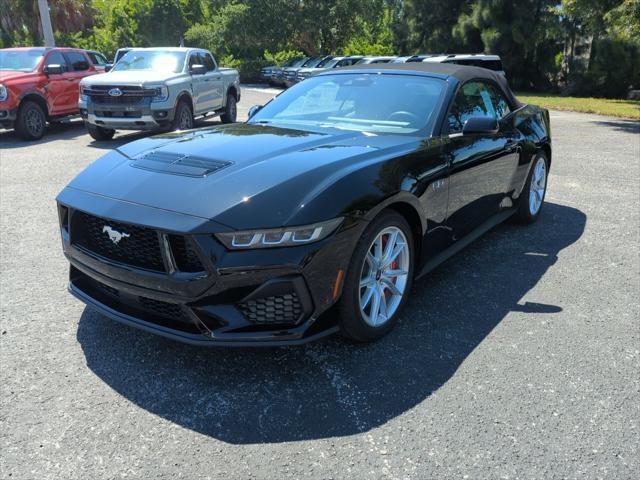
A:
[{"left": 78, "top": 47, "right": 240, "bottom": 140}]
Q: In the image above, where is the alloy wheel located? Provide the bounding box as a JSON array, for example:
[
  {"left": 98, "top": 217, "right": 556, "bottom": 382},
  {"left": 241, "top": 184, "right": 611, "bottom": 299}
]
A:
[
  {"left": 359, "top": 226, "right": 410, "bottom": 327},
  {"left": 26, "top": 108, "right": 45, "bottom": 137},
  {"left": 529, "top": 156, "right": 547, "bottom": 215},
  {"left": 179, "top": 108, "right": 192, "bottom": 130}
]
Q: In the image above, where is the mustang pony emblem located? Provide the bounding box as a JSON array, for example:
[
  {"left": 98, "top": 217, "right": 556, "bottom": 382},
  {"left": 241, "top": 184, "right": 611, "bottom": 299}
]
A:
[{"left": 102, "top": 225, "right": 130, "bottom": 245}]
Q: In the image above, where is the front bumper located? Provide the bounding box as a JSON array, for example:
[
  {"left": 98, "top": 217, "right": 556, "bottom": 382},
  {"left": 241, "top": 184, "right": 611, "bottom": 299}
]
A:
[
  {"left": 57, "top": 188, "right": 365, "bottom": 346},
  {"left": 0, "top": 108, "right": 17, "bottom": 128},
  {"left": 79, "top": 97, "right": 174, "bottom": 131}
]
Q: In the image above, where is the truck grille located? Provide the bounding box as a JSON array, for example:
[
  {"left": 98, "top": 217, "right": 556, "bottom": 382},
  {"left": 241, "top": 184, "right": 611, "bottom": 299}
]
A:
[
  {"left": 71, "top": 211, "right": 165, "bottom": 272},
  {"left": 85, "top": 85, "right": 157, "bottom": 105}
]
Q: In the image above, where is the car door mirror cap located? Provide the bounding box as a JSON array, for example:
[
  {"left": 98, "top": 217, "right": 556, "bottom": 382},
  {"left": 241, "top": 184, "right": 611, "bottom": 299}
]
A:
[
  {"left": 461, "top": 117, "right": 499, "bottom": 135},
  {"left": 44, "top": 64, "right": 64, "bottom": 75},
  {"left": 248, "top": 105, "right": 263, "bottom": 119},
  {"left": 190, "top": 64, "right": 206, "bottom": 75}
]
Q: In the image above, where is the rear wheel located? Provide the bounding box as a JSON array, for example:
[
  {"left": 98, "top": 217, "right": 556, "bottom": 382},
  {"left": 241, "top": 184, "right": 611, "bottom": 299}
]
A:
[
  {"left": 220, "top": 93, "right": 237, "bottom": 124},
  {"left": 86, "top": 123, "right": 115, "bottom": 141},
  {"left": 515, "top": 151, "right": 549, "bottom": 224},
  {"left": 15, "top": 101, "right": 46, "bottom": 140},
  {"left": 172, "top": 100, "right": 193, "bottom": 131},
  {"left": 338, "top": 210, "right": 414, "bottom": 342}
]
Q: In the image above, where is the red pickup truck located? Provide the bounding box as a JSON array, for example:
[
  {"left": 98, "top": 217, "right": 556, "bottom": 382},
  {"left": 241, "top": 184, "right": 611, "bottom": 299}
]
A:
[{"left": 0, "top": 47, "right": 100, "bottom": 140}]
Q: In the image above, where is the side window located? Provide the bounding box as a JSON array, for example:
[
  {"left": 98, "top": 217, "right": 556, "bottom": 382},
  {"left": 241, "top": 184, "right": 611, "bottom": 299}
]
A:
[
  {"left": 447, "top": 81, "right": 496, "bottom": 133},
  {"left": 188, "top": 54, "right": 200, "bottom": 68},
  {"left": 66, "top": 52, "right": 90, "bottom": 71},
  {"left": 202, "top": 53, "right": 216, "bottom": 71},
  {"left": 45, "top": 52, "right": 68, "bottom": 72},
  {"left": 89, "top": 52, "right": 107, "bottom": 66},
  {"left": 487, "top": 85, "right": 511, "bottom": 119}
]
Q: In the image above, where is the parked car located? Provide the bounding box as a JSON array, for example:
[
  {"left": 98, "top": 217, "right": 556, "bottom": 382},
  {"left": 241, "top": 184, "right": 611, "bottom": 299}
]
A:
[
  {"left": 261, "top": 57, "right": 305, "bottom": 85},
  {"left": 283, "top": 56, "right": 329, "bottom": 87},
  {"left": 57, "top": 62, "right": 551, "bottom": 346},
  {"left": 354, "top": 56, "right": 396, "bottom": 65},
  {"left": 391, "top": 54, "right": 436, "bottom": 63},
  {"left": 296, "top": 55, "right": 363, "bottom": 81},
  {"left": 103, "top": 47, "right": 134, "bottom": 73},
  {"left": 78, "top": 47, "right": 240, "bottom": 140},
  {"left": 271, "top": 57, "right": 308, "bottom": 87},
  {"left": 0, "top": 47, "right": 100, "bottom": 140},
  {"left": 423, "top": 54, "right": 505, "bottom": 75},
  {"left": 85, "top": 50, "right": 110, "bottom": 72}
]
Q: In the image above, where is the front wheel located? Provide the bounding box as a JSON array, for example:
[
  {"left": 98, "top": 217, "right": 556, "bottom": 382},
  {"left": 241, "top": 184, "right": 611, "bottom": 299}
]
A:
[
  {"left": 86, "top": 123, "right": 115, "bottom": 141},
  {"left": 338, "top": 210, "right": 415, "bottom": 342},
  {"left": 172, "top": 101, "right": 193, "bottom": 131},
  {"left": 15, "top": 101, "right": 46, "bottom": 140},
  {"left": 220, "top": 94, "right": 237, "bottom": 124},
  {"left": 515, "top": 151, "right": 549, "bottom": 224}
]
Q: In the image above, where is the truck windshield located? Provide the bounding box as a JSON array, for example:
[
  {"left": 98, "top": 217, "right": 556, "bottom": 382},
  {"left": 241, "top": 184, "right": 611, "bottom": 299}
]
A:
[
  {"left": 113, "top": 51, "right": 186, "bottom": 73},
  {"left": 0, "top": 49, "right": 44, "bottom": 72},
  {"left": 250, "top": 73, "right": 445, "bottom": 135}
]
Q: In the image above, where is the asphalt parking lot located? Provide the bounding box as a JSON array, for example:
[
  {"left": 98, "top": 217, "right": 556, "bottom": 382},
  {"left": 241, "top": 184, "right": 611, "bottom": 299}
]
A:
[{"left": 1, "top": 86, "right": 638, "bottom": 479}]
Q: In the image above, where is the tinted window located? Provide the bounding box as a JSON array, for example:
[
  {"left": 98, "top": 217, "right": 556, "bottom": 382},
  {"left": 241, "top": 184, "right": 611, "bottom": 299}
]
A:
[
  {"left": 487, "top": 84, "right": 511, "bottom": 119},
  {"left": 66, "top": 52, "right": 89, "bottom": 71},
  {"left": 88, "top": 52, "right": 107, "bottom": 66},
  {"left": 447, "top": 81, "right": 496, "bottom": 133},
  {"left": 202, "top": 53, "right": 216, "bottom": 71},
  {"left": 45, "top": 52, "right": 68, "bottom": 72}
]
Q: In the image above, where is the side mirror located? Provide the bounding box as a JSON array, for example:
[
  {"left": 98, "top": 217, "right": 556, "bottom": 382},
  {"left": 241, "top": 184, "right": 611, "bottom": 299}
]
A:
[
  {"left": 104, "top": 63, "right": 113, "bottom": 72},
  {"left": 190, "top": 64, "right": 206, "bottom": 75},
  {"left": 248, "top": 105, "right": 263, "bottom": 119},
  {"left": 44, "top": 64, "right": 64, "bottom": 75},
  {"left": 462, "top": 117, "right": 499, "bottom": 135}
]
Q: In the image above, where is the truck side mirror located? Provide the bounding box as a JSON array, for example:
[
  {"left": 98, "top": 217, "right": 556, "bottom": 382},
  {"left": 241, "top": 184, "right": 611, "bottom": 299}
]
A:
[
  {"left": 104, "top": 63, "right": 113, "bottom": 72},
  {"left": 44, "top": 64, "right": 64, "bottom": 75},
  {"left": 248, "top": 105, "right": 263, "bottom": 119},
  {"left": 190, "top": 64, "right": 206, "bottom": 75}
]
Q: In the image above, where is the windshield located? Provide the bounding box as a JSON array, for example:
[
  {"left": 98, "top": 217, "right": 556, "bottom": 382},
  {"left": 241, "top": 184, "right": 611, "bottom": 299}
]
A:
[
  {"left": 283, "top": 57, "right": 300, "bottom": 67},
  {"left": 302, "top": 57, "right": 323, "bottom": 68},
  {"left": 316, "top": 57, "right": 334, "bottom": 68},
  {"left": 250, "top": 73, "right": 444, "bottom": 135},
  {"left": 0, "top": 49, "right": 44, "bottom": 72},
  {"left": 322, "top": 58, "right": 341, "bottom": 68},
  {"left": 112, "top": 51, "right": 186, "bottom": 73}
]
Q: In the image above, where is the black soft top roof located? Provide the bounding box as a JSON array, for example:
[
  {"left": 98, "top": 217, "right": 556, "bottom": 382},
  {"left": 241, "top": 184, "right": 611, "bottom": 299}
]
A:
[{"left": 327, "top": 62, "right": 521, "bottom": 107}]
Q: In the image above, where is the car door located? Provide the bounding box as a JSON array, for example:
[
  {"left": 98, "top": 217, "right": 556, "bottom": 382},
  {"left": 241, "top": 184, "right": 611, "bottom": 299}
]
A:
[
  {"left": 444, "top": 80, "right": 520, "bottom": 237},
  {"left": 201, "top": 52, "right": 223, "bottom": 112},
  {"left": 188, "top": 53, "right": 207, "bottom": 113},
  {"left": 62, "top": 51, "right": 94, "bottom": 112},
  {"left": 42, "top": 51, "right": 74, "bottom": 115}
]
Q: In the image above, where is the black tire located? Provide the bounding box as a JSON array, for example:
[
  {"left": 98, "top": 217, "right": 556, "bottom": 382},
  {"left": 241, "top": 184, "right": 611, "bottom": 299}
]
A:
[
  {"left": 220, "top": 93, "right": 237, "bottom": 124},
  {"left": 86, "top": 123, "right": 115, "bottom": 141},
  {"left": 514, "top": 151, "right": 549, "bottom": 224},
  {"left": 338, "top": 210, "right": 415, "bottom": 343},
  {"left": 172, "top": 100, "right": 194, "bottom": 131},
  {"left": 15, "top": 100, "right": 46, "bottom": 141}
]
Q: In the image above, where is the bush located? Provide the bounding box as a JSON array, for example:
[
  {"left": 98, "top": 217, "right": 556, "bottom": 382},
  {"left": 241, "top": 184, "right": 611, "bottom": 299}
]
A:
[{"left": 263, "top": 49, "right": 305, "bottom": 66}]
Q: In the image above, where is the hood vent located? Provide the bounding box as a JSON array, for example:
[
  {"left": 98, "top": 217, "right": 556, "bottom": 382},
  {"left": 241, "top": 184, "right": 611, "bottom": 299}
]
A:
[{"left": 131, "top": 151, "right": 232, "bottom": 177}]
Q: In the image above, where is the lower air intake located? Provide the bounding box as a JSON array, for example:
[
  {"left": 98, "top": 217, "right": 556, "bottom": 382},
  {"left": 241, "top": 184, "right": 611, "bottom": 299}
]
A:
[{"left": 237, "top": 293, "right": 303, "bottom": 326}]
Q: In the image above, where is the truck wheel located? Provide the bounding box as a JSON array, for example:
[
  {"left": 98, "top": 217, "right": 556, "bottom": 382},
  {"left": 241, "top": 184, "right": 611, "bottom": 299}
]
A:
[
  {"left": 15, "top": 101, "right": 46, "bottom": 140},
  {"left": 86, "top": 123, "right": 115, "bottom": 141},
  {"left": 221, "top": 94, "right": 237, "bottom": 124},
  {"left": 172, "top": 101, "right": 193, "bottom": 130}
]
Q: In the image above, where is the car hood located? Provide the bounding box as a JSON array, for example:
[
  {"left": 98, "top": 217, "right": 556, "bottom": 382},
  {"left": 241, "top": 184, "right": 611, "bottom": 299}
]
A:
[
  {"left": 80, "top": 70, "right": 180, "bottom": 86},
  {"left": 65, "top": 123, "right": 416, "bottom": 230},
  {"left": 0, "top": 70, "right": 35, "bottom": 82}
]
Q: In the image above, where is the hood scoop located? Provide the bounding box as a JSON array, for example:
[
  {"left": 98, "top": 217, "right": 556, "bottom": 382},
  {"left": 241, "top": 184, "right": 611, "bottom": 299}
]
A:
[{"left": 131, "top": 151, "right": 232, "bottom": 177}]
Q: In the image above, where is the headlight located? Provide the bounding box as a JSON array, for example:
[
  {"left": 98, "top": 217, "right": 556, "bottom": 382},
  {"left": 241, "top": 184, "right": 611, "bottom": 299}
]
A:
[
  {"left": 79, "top": 85, "right": 88, "bottom": 102},
  {"left": 0, "top": 84, "right": 8, "bottom": 102},
  {"left": 152, "top": 86, "right": 169, "bottom": 103},
  {"left": 215, "top": 218, "right": 343, "bottom": 250}
]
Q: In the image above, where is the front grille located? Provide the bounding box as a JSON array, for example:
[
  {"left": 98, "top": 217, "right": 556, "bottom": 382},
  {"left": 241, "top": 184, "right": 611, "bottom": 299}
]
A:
[
  {"left": 92, "top": 96, "right": 146, "bottom": 105},
  {"left": 169, "top": 235, "right": 204, "bottom": 272},
  {"left": 238, "top": 293, "right": 303, "bottom": 326},
  {"left": 139, "top": 296, "right": 186, "bottom": 321},
  {"left": 86, "top": 85, "right": 156, "bottom": 106},
  {"left": 94, "top": 110, "right": 142, "bottom": 118},
  {"left": 71, "top": 211, "right": 165, "bottom": 272}
]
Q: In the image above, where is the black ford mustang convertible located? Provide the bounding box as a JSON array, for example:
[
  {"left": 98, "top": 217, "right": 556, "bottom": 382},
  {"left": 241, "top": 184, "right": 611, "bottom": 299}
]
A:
[{"left": 57, "top": 63, "right": 551, "bottom": 346}]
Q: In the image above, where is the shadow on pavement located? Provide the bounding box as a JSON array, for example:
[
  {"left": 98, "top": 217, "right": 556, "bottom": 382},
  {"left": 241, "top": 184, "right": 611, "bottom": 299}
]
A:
[
  {"left": 590, "top": 119, "right": 640, "bottom": 134},
  {"left": 77, "top": 202, "right": 586, "bottom": 444},
  {"left": 0, "top": 119, "right": 87, "bottom": 148}
]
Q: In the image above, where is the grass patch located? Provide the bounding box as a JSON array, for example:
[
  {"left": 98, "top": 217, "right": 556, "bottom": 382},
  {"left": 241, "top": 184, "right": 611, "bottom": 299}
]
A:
[{"left": 516, "top": 92, "right": 640, "bottom": 120}]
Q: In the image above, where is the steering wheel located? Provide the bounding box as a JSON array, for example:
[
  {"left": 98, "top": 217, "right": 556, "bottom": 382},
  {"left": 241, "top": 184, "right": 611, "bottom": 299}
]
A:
[{"left": 388, "top": 111, "right": 421, "bottom": 124}]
